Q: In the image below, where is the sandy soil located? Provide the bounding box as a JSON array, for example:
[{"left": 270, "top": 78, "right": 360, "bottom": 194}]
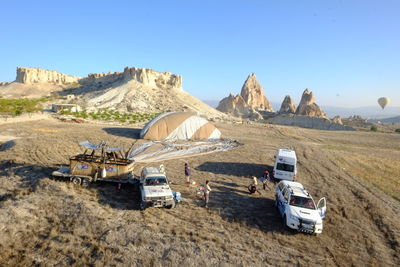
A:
[{"left": 0, "top": 119, "right": 399, "bottom": 266}]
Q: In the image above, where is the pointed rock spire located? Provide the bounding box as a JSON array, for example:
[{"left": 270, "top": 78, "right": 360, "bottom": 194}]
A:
[
  {"left": 295, "top": 89, "right": 327, "bottom": 118},
  {"left": 240, "top": 73, "right": 273, "bottom": 112},
  {"left": 279, "top": 95, "right": 296, "bottom": 114}
]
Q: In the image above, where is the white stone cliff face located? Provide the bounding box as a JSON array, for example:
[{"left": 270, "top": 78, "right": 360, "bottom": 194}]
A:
[
  {"left": 16, "top": 67, "right": 81, "bottom": 84},
  {"left": 13, "top": 66, "right": 183, "bottom": 90}
]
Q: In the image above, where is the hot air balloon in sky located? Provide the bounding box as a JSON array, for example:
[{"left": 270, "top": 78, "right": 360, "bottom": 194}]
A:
[{"left": 377, "top": 97, "right": 390, "bottom": 110}]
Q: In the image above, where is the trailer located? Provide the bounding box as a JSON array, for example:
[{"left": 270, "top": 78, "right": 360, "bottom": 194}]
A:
[{"left": 52, "top": 140, "right": 138, "bottom": 186}]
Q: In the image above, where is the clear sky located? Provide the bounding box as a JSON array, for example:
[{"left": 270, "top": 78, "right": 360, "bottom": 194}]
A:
[{"left": 0, "top": 0, "right": 399, "bottom": 108}]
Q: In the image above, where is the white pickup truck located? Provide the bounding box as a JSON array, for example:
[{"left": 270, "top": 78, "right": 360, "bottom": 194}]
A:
[
  {"left": 275, "top": 180, "right": 326, "bottom": 234},
  {"left": 139, "top": 166, "right": 175, "bottom": 210}
]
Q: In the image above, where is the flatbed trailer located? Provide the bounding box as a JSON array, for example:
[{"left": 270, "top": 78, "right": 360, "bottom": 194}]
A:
[{"left": 51, "top": 140, "right": 138, "bottom": 186}]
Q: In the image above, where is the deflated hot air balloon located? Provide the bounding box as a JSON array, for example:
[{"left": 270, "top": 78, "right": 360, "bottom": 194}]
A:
[{"left": 378, "top": 97, "right": 390, "bottom": 110}]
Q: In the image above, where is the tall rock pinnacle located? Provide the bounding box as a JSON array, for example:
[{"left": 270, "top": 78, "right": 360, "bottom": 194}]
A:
[
  {"left": 240, "top": 73, "right": 273, "bottom": 112},
  {"left": 279, "top": 95, "right": 296, "bottom": 114},
  {"left": 295, "top": 89, "right": 327, "bottom": 118}
]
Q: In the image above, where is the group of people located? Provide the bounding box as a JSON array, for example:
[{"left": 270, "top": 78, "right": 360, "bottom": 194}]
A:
[
  {"left": 184, "top": 163, "right": 271, "bottom": 209},
  {"left": 185, "top": 163, "right": 211, "bottom": 208},
  {"left": 248, "top": 170, "right": 272, "bottom": 195}
]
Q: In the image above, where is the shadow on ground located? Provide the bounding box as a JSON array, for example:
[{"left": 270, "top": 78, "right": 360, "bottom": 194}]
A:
[
  {"left": 196, "top": 161, "right": 273, "bottom": 177},
  {"left": 0, "top": 160, "right": 56, "bottom": 203},
  {"left": 102, "top": 128, "right": 141, "bottom": 139},
  {"left": 0, "top": 140, "right": 16, "bottom": 151},
  {"left": 94, "top": 182, "right": 140, "bottom": 210},
  {"left": 209, "top": 184, "right": 290, "bottom": 234}
]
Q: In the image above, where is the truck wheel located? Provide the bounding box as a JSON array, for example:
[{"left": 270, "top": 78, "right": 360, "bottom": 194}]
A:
[
  {"left": 140, "top": 202, "right": 146, "bottom": 211},
  {"left": 166, "top": 201, "right": 175, "bottom": 209},
  {"left": 81, "top": 179, "right": 90, "bottom": 187},
  {"left": 283, "top": 215, "right": 289, "bottom": 230},
  {"left": 72, "top": 177, "right": 82, "bottom": 185}
]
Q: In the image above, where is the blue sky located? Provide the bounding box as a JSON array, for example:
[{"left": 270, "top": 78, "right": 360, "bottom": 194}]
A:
[{"left": 0, "top": 0, "right": 399, "bottom": 108}]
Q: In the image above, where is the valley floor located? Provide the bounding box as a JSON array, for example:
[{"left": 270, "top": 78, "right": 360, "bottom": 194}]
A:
[{"left": 0, "top": 119, "right": 399, "bottom": 266}]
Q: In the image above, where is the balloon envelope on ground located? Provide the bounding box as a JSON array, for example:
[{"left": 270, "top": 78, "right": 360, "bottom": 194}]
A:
[{"left": 140, "top": 112, "right": 221, "bottom": 141}]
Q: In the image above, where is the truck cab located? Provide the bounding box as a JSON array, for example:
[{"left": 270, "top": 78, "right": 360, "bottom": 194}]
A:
[
  {"left": 275, "top": 180, "right": 326, "bottom": 234},
  {"left": 273, "top": 149, "right": 297, "bottom": 181},
  {"left": 139, "top": 165, "right": 175, "bottom": 210}
]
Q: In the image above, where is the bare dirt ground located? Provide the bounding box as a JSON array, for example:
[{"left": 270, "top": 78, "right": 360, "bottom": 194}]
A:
[{"left": 0, "top": 119, "right": 399, "bottom": 266}]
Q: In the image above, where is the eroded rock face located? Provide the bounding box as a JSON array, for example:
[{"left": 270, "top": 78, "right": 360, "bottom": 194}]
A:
[
  {"left": 217, "top": 94, "right": 250, "bottom": 116},
  {"left": 240, "top": 73, "right": 273, "bottom": 111},
  {"left": 279, "top": 95, "right": 296, "bottom": 114},
  {"left": 295, "top": 89, "right": 327, "bottom": 118},
  {"left": 332, "top": 115, "right": 343, "bottom": 125},
  {"left": 16, "top": 67, "right": 81, "bottom": 84},
  {"left": 14, "top": 66, "right": 183, "bottom": 90}
]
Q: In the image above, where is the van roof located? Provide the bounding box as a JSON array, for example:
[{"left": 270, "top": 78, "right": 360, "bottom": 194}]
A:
[{"left": 277, "top": 149, "right": 297, "bottom": 159}]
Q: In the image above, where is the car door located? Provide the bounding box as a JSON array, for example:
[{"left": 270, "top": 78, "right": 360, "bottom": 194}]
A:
[
  {"left": 317, "top": 197, "right": 327, "bottom": 218},
  {"left": 278, "top": 187, "right": 288, "bottom": 216}
]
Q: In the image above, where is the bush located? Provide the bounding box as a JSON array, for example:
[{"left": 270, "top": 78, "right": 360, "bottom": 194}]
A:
[
  {"left": 370, "top": 125, "right": 378, "bottom": 132},
  {"left": 395, "top": 129, "right": 400, "bottom": 133}
]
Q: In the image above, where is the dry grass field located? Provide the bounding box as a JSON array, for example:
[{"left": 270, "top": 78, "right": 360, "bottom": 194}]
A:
[{"left": 0, "top": 118, "right": 399, "bottom": 266}]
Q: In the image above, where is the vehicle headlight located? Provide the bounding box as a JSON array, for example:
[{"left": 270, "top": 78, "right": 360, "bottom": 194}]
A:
[{"left": 290, "top": 215, "right": 299, "bottom": 221}]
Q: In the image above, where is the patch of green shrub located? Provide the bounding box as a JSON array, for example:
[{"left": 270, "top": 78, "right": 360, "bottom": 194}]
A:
[
  {"left": 370, "top": 125, "right": 378, "bottom": 132},
  {"left": 395, "top": 128, "right": 400, "bottom": 133},
  {"left": 0, "top": 98, "right": 45, "bottom": 116}
]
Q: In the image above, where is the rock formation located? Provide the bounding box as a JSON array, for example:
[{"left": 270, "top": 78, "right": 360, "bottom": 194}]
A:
[
  {"left": 216, "top": 73, "right": 273, "bottom": 119},
  {"left": 295, "top": 89, "right": 327, "bottom": 118},
  {"left": 0, "top": 66, "right": 223, "bottom": 119},
  {"left": 16, "top": 67, "right": 81, "bottom": 84},
  {"left": 332, "top": 115, "right": 343, "bottom": 125},
  {"left": 217, "top": 94, "right": 249, "bottom": 116},
  {"left": 279, "top": 95, "right": 296, "bottom": 114},
  {"left": 240, "top": 73, "right": 273, "bottom": 112},
  {"left": 268, "top": 114, "right": 354, "bottom": 131}
]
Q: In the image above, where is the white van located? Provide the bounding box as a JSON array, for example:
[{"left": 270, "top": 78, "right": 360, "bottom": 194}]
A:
[{"left": 273, "top": 149, "right": 297, "bottom": 181}]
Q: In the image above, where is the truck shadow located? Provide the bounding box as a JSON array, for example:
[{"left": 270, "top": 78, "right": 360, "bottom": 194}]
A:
[
  {"left": 195, "top": 161, "right": 274, "bottom": 177},
  {"left": 94, "top": 182, "right": 141, "bottom": 210}
]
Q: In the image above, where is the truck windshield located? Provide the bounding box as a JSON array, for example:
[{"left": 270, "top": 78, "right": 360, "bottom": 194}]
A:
[
  {"left": 276, "top": 163, "right": 294, "bottom": 172},
  {"left": 145, "top": 177, "right": 167, "bottom": 186},
  {"left": 289, "top": 196, "right": 316, "bottom": 210}
]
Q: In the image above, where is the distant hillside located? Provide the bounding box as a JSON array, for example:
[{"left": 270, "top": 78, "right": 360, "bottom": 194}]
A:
[
  {"left": 368, "top": 116, "right": 400, "bottom": 124},
  {"left": 0, "top": 66, "right": 226, "bottom": 119}
]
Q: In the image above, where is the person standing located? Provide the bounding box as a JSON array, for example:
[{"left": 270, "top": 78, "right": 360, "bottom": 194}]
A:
[
  {"left": 204, "top": 180, "right": 211, "bottom": 208},
  {"left": 184, "top": 163, "right": 191, "bottom": 184}
]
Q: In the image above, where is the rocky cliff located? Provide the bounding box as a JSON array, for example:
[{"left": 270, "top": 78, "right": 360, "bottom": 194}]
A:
[
  {"left": 279, "top": 95, "right": 296, "bottom": 114},
  {"left": 16, "top": 67, "right": 81, "bottom": 84},
  {"left": 295, "top": 89, "right": 327, "bottom": 118},
  {"left": 240, "top": 73, "right": 273, "bottom": 111},
  {"left": 14, "top": 66, "right": 183, "bottom": 90}
]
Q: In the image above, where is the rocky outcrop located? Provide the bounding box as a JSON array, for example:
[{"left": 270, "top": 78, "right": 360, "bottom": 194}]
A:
[
  {"left": 14, "top": 66, "right": 183, "bottom": 90},
  {"left": 240, "top": 73, "right": 273, "bottom": 111},
  {"left": 217, "top": 94, "right": 249, "bottom": 115},
  {"left": 268, "top": 114, "right": 354, "bottom": 131},
  {"left": 332, "top": 115, "right": 343, "bottom": 125},
  {"left": 295, "top": 89, "right": 327, "bottom": 118},
  {"left": 216, "top": 93, "right": 264, "bottom": 120},
  {"left": 16, "top": 67, "right": 81, "bottom": 84},
  {"left": 279, "top": 95, "right": 296, "bottom": 114},
  {"left": 0, "top": 82, "right": 11, "bottom": 86}
]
